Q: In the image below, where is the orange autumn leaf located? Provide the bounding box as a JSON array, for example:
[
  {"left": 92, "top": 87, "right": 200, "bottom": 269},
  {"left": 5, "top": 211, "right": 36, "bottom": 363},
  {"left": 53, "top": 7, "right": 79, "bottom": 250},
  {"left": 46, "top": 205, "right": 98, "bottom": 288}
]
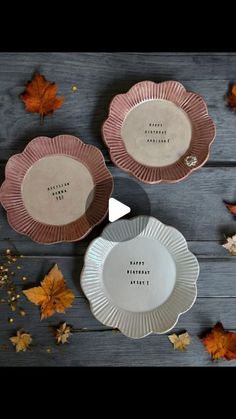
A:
[
  {"left": 225, "top": 202, "right": 236, "bottom": 215},
  {"left": 20, "top": 73, "right": 64, "bottom": 121},
  {"left": 202, "top": 322, "right": 236, "bottom": 360},
  {"left": 23, "top": 264, "right": 75, "bottom": 320},
  {"left": 227, "top": 84, "right": 236, "bottom": 110}
]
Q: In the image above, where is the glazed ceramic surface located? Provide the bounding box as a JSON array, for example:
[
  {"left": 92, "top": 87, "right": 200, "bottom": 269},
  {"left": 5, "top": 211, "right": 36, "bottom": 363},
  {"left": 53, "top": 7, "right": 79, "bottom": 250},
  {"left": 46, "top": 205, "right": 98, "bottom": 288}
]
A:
[
  {"left": 81, "top": 216, "right": 199, "bottom": 338},
  {"left": 102, "top": 80, "right": 215, "bottom": 183},
  {"left": 0, "top": 135, "right": 113, "bottom": 244}
]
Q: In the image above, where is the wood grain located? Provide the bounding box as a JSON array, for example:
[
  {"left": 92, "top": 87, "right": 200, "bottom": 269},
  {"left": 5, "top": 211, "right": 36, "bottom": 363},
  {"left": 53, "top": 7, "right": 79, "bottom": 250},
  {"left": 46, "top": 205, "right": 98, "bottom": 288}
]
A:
[
  {"left": 0, "top": 298, "right": 235, "bottom": 366},
  {"left": 1, "top": 165, "right": 236, "bottom": 243},
  {"left": 0, "top": 256, "right": 235, "bottom": 298},
  {"left": 0, "top": 53, "right": 234, "bottom": 162},
  {"left": 0, "top": 52, "right": 236, "bottom": 366}
]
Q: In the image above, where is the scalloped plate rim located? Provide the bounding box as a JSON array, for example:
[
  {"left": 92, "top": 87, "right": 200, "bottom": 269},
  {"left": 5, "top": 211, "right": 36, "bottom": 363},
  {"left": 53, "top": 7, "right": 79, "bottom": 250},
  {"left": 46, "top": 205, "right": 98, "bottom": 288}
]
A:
[
  {"left": 81, "top": 215, "right": 199, "bottom": 338},
  {"left": 102, "top": 80, "right": 216, "bottom": 184},
  {"left": 0, "top": 135, "right": 113, "bottom": 244}
]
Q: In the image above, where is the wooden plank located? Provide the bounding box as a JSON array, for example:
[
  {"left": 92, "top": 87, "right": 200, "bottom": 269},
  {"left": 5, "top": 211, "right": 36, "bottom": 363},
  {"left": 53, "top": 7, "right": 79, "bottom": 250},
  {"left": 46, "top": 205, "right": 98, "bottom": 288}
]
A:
[
  {"left": 0, "top": 239, "right": 230, "bottom": 258},
  {"left": 0, "top": 78, "right": 231, "bottom": 163},
  {"left": 0, "top": 53, "right": 234, "bottom": 162},
  {"left": 0, "top": 255, "right": 235, "bottom": 297},
  {"left": 0, "top": 52, "right": 235, "bottom": 367},
  {"left": 0, "top": 298, "right": 235, "bottom": 366},
  {"left": 0, "top": 331, "right": 233, "bottom": 367},
  {"left": 1, "top": 166, "right": 236, "bottom": 242},
  {"left": 1, "top": 52, "right": 236, "bottom": 81}
]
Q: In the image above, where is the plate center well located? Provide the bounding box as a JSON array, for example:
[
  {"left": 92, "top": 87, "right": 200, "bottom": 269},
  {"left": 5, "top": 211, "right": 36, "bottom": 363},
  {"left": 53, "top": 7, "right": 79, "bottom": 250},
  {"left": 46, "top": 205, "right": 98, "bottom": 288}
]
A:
[
  {"left": 103, "top": 236, "right": 176, "bottom": 312},
  {"left": 121, "top": 99, "right": 192, "bottom": 167},
  {"left": 22, "top": 155, "right": 94, "bottom": 226}
]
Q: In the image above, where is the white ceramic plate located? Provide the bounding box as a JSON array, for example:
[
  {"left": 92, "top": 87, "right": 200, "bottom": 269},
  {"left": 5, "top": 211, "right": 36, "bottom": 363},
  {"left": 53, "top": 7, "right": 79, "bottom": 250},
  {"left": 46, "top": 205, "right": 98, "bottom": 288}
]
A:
[{"left": 81, "top": 216, "right": 199, "bottom": 338}]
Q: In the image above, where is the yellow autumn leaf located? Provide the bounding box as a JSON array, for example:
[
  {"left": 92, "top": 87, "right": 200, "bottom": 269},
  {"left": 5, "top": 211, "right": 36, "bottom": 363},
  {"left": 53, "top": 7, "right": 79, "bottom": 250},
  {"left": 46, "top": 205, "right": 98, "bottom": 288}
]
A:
[
  {"left": 23, "top": 264, "right": 75, "bottom": 319},
  {"left": 55, "top": 322, "right": 72, "bottom": 344},
  {"left": 222, "top": 234, "right": 236, "bottom": 255},
  {"left": 10, "top": 330, "right": 32, "bottom": 352},
  {"left": 168, "top": 332, "right": 191, "bottom": 351}
]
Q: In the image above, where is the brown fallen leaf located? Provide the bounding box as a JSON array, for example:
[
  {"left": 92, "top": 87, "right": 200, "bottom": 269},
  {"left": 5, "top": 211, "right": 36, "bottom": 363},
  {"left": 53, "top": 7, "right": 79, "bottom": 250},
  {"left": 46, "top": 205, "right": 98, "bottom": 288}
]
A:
[
  {"left": 227, "top": 84, "right": 236, "bottom": 110},
  {"left": 168, "top": 332, "right": 190, "bottom": 351},
  {"left": 55, "top": 322, "right": 72, "bottom": 344},
  {"left": 20, "top": 72, "right": 64, "bottom": 122},
  {"left": 10, "top": 330, "right": 32, "bottom": 352},
  {"left": 225, "top": 202, "right": 236, "bottom": 215},
  {"left": 23, "top": 264, "right": 75, "bottom": 320},
  {"left": 202, "top": 322, "right": 236, "bottom": 360},
  {"left": 222, "top": 234, "right": 236, "bottom": 255}
]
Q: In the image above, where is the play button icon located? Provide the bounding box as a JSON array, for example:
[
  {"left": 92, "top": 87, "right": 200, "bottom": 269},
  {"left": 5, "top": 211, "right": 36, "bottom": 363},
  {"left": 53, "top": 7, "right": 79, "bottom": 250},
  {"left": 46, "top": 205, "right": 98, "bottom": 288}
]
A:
[{"left": 109, "top": 197, "right": 131, "bottom": 222}]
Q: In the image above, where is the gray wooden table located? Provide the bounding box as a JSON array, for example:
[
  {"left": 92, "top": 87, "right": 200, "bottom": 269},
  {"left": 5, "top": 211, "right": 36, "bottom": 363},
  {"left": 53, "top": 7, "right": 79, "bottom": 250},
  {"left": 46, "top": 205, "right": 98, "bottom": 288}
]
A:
[{"left": 0, "top": 52, "right": 235, "bottom": 366}]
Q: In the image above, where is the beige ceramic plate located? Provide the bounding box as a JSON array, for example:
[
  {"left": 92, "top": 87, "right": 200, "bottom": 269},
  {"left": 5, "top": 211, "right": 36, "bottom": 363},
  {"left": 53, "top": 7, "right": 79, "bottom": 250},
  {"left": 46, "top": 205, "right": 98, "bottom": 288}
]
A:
[
  {"left": 81, "top": 216, "right": 199, "bottom": 338},
  {"left": 102, "top": 80, "right": 216, "bottom": 183},
  {"left": 0, "top": 135, "right": 113, "bottom": 244}
]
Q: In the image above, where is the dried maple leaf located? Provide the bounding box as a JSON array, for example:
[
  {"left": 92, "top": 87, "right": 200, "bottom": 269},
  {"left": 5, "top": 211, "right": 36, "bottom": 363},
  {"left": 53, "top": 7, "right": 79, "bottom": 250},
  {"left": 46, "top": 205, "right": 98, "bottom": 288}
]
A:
[
  {"left": 227, "top": 84, "right": 236, "bottom": 110},
  {"left": 168, "top": 332, "right": 190, "bottom": 351},
  {"left": 225, "top": 202, "right": 236, "bottom": 215},
  {"left": 10, "top": 330, "right": 32, "bottom": 352},
  {"left": 202, "top": 322, "right": 236, "bottom": 360},
  {"left": 23, "top": 264, "right": 75, "bottom": 320},
  {"left": 223, "top": 234, "right": 236, "bottom": 255},
  {"left": 20, "top": 73, "right": 64, "bottom": 122},
  {"left": 55, "top": 322, "right": 72, "bottom": 344}
]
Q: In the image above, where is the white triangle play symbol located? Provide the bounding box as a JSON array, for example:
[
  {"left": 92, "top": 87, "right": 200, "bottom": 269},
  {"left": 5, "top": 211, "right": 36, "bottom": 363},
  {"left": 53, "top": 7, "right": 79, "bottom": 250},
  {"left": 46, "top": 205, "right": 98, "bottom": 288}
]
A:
[{"left": 108, "top": 198, "right": 131, "bottom": 222}]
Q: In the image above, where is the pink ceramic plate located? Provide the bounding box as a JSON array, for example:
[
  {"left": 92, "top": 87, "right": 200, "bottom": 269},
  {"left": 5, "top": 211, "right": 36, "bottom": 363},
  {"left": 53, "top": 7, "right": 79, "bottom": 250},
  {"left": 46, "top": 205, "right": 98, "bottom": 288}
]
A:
[
  {"left": 102, "top": 80, "right": 216, "bottom": 184},
  {"left": 0, "top": 135, "right": 113, "bottom": 244}
]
